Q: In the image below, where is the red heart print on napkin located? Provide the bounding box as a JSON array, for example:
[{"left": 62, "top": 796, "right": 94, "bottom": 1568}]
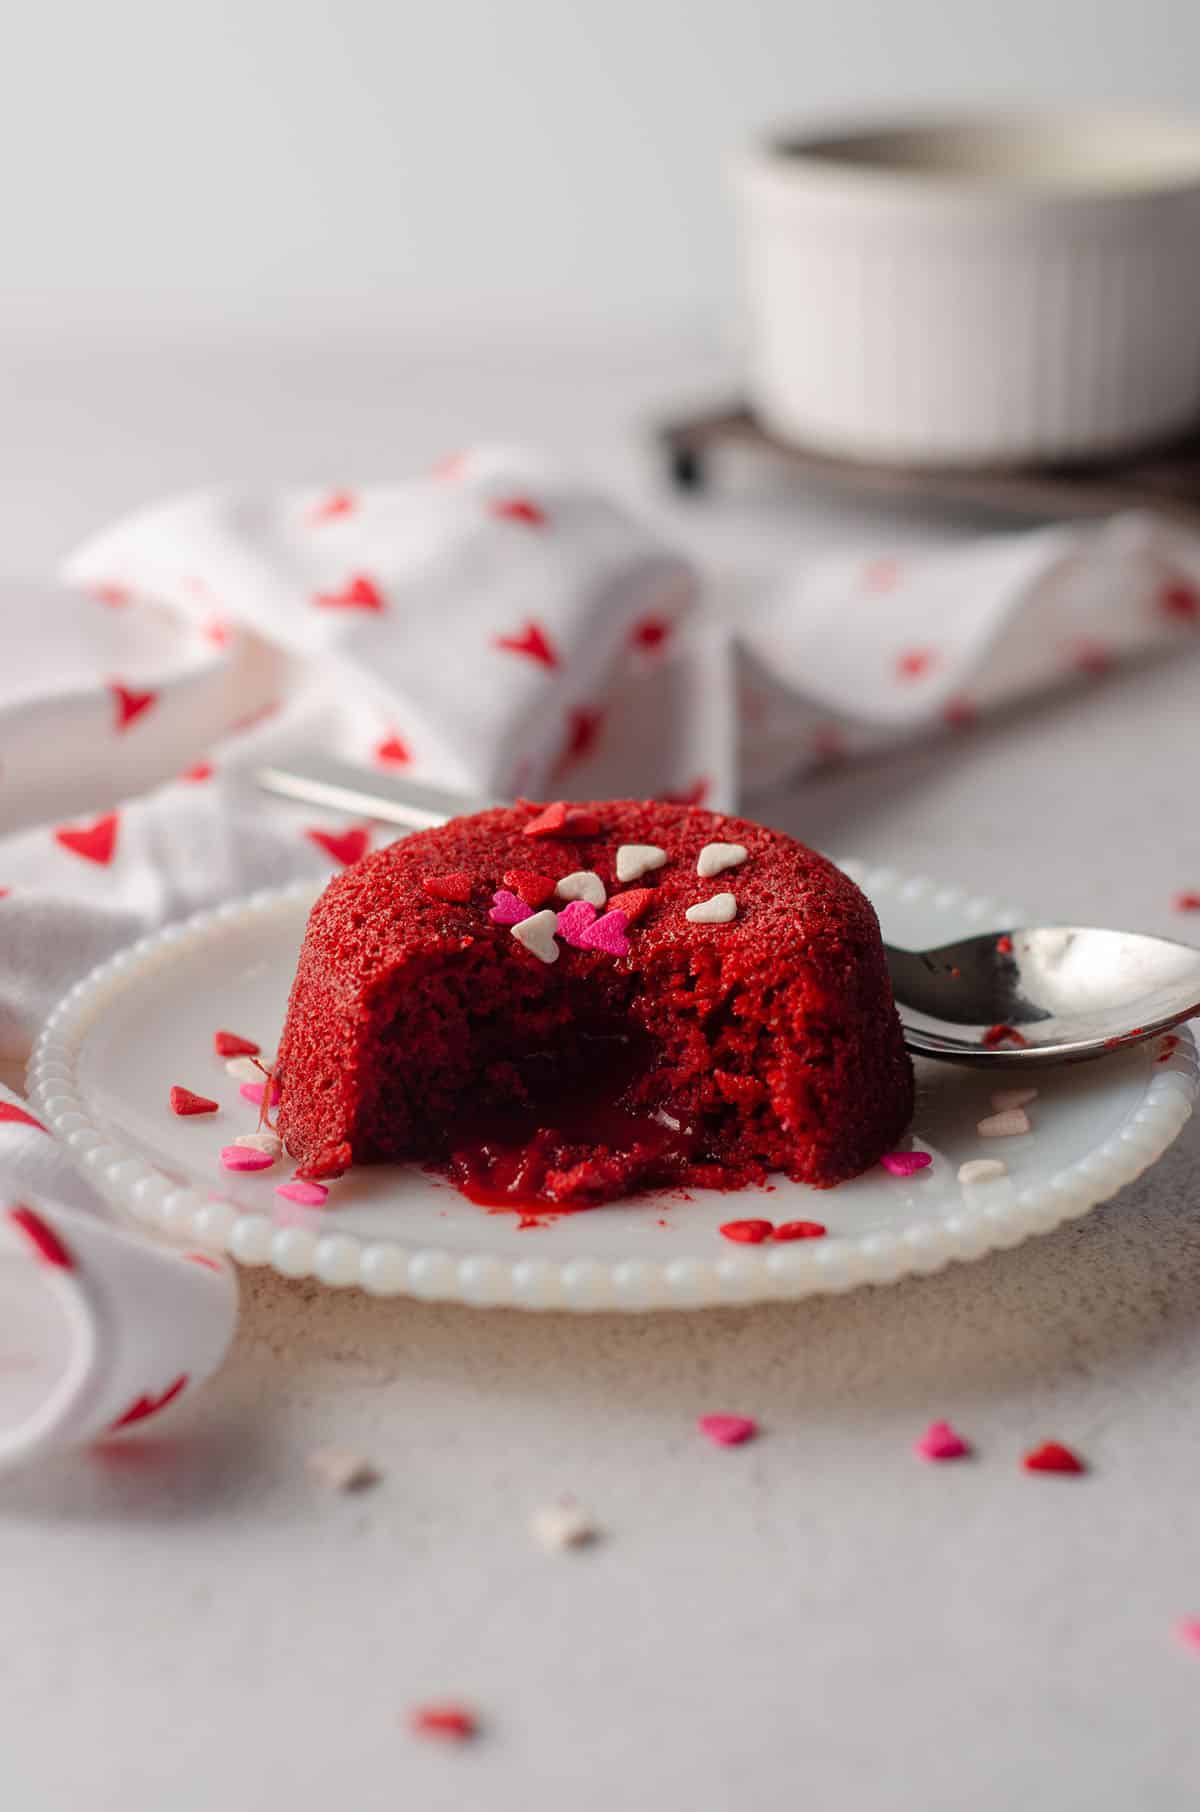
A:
[
  {"left": 314, "top": 574, "right": 385, "bottom": 612},
  {"left": 55, "top": 812, "right": 119, "bottom": 865},
  {"left": 494, "top": 621, "right": 559, "bottom": 669}
]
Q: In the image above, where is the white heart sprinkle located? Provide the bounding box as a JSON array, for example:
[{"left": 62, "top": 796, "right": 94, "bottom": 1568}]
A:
[
  {"left": 555, "top": 870, "right": 606, "bottom": 909},
  {"left": 616, "top": 843, "right": 667, "bottom": 883},
  {"left": 990, "top": 1087, "right": 1038, "bottom": 1111},
  {"left": 530, "top": 1501, "right": 598, "bottom": 1551},
  {"left": 225, "top": 1056, "right": 265, "bottom": 1082},
  {"left": 696, "top": 841, "right": 748, "bottom": 879},
  {"left": 511, "top": 908, "right": 560, "bottom": 964},
  {"left": 306, "top": 1448, "right": 378, "bottom": 1492},
  {"left": 685, "top": 892, "right": 737, "bottom": 924},
  {"left": 957, "top": 1158, "right": 1008, "bottom": 1184},
  {"left": 976, "top": 1108, "right": 1031, "bottom": 1138},
  {"left": 234, "top": 1132, "right": 283, "bottom": 1158}
]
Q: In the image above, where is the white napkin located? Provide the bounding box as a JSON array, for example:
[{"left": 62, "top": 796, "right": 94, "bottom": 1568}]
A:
[{"left": 1, "top": 448, "right": 1198, "bottom": 1466}]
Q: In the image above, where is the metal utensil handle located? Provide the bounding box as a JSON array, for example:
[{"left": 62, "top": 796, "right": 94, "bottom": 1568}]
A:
[{"left": 255, "top": 758, "right": 499, "bottom": 831}]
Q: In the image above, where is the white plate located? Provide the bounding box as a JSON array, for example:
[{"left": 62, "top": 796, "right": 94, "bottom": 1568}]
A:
[{"left": 27, "top": 863, "right": 1197, "bottom": 1311}]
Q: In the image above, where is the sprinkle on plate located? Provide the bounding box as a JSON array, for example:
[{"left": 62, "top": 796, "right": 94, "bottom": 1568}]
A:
[
  {"left": 698, "top": 1414, "right": 758, "bottom": 1448},
  {"left": 170, "top": 1085, "right": 219, "bottom": 1116}
]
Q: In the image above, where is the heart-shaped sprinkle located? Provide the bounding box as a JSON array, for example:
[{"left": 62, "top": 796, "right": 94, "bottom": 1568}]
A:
[
  {"left": 685, "top": 892, "right": 737, "bottom": 925},
  {"left": 220, "top": 1145, "right": 276, "bottom": 1172},
  {"left": 555, "top": 900, "right": 597, "bottom": 946},
  {"left": 422, "top": 870, "right": 475, "bottom": 904},
  {"left": 772, "top": 1220, "right": 827, "bottom": 1241},
  {"left": 608, "top": 887, "right": 654, "bottom": 925},
  {"left": 275, "top": 1179, "right": 329, "bottom": 1207},
  {"left": 240, "top": 1079, "right": 281, "bottom": 1106},
  {"left": 990, "top": 1087, "right": 1038, "bottom": 1111},
  {"left": 719, "top": 1219, "right": 773, "bottom": 1244},
  {"left": 170, "top": 1085, "right": 218, "bottom": 1116},
  {"left": 915, "top": 1419, "right": 971, "bottom": 1462},
  {"left": 214, "top": 1030, "right": 259, "bottom": 1058},
  {"left": 576, "top": 909, "right": 630, "bottom": 957},
  {"left": 503, "top": 868, "right": 557, "bottom": 908},
  {"left": 234, "top": 1133, "right": 282, "bottom": 1157},
  {"left": 698, "top": 1414, "right": 758, "bottom": 1447},
  {"left": 511, "top": 909, "right": 560, "bottom": 964},
  {"left": 880, "top": 1150, "right": 931, "bottom": 1176},
  {"left": 615, "top": 843, "right": 667, "bottom": 883},
  {"left": 977, "top": 1108, "right": 1030, "bottom": 1138},
  {"left": 489, "top": 889, "right": 533, "bottom": 926},
  {"left": 555, "top": 870, "right": 606, "bottom": 908},
  {"left": 522, "top": 802, "right": 568, "bottom": 837},
  {"left": 410, "top": 1704, "right": 477, "bottom": 1742},
  {"left": 696, "top": 841, "right": 748, "bottom": 879},
  {"left": 1023, "top": 1440, "right": 1086, "bottom": 1475},
  {"left": 225, "top": 1056, "right": 265, "bottom": 1082},
  {"left": 957, "top": 1158, "right": 1008, "bottom": 1184}
]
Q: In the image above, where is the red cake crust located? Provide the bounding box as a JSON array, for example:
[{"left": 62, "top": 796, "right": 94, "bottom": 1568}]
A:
[{"left": 275, "top": 801, "right": 914, "bottom": 1204}]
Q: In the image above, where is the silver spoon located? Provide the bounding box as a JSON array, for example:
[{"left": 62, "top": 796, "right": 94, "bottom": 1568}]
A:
[{"left": 256, "top": 759, "right": 1200, "bottom": 1068}]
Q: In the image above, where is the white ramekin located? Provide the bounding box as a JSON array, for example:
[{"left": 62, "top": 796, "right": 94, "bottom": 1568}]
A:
[{"left": 737, "top": 110, "right": 1200, "bottom": 467}]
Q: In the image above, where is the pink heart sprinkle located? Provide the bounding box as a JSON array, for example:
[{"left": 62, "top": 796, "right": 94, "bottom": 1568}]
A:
[
  {"left": 240, "top": 1080, "right": 280, "bottom": 1106},
  {"left": 488, "top": 889, "right": 533, "bottom": 926},
  {"left": 1176, "top": 1617, "right": 1200, "bottom": 1652},
  {"left": 915, "top": 1419, "right": 971, "bottom": 1462},
  {"left": 555, "top": 899, "right": 598, "bottom": 946},
  {"left": 576, "top": 908, "right": 631, "bottom": 957},
  {"left": 880, "top": 1150, "right": 931, "bottom": 1177},
  {"left": 220, "top": 1145, "right": 276, "bottom": 1173},
  {"left": 275, "top": 1180, "right": 328, "bottom": 1207},
  {"left": 698, "top": 1414, "right": 758, "bottom": 1448}
]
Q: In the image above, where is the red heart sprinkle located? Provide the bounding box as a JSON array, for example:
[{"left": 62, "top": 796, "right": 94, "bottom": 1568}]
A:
[
  {"left": 522, "top": 802, "right": 568, "bottom": 837},
  {"left": 719, "top": 1219, "right": 773, "bottom": 1244},
  {"left": 983, "top": 1023, "right": 1027, "bottom": 1048},
  {"left": 55, "top": 812, "right": 118, "bottom": 865},
  {"left": 1173, "top": 891, "right": 1200, "bottom": 912},
  {"left": 1023, "top": 1440, "right": 1086, "bottom": 1475},
  {"left": 7, "top": 1205, "right": 75, "bottom": 1268},
  {"left": 182, "top": 761, "right": 214, "bottom": 782},
  {"left": 410, "top": 1704, "right": 477, "bottom": 1741},
  {"left": 772, "top": 1220, "right": 827, "bottom": 1240},
  {"left": 608, "top": 887, "right": 655, "bottom": 925},
  {"left": 422, "top": 871, "right": 475, "bottom": 904},
  {"left": 0, "top": 1102, "right": 48, "bottom": 1132},
  {"left": 494, "top": 620, "right": 560, "bottom": 669},
  {"left": 502, "top": 868, "right": 557, "bottom": 908},
  {"left": 110, "top": 682, "right": 158, "bottom": 730},
  {"left": 375, "top": 733, "right": 411, "bottom": 766},
  {"left": 314, "top": 573, "right": 385, "bottom": 612},
  {"left": 306, "top": 826, "right": 370, "bottom": 867},
  {"left": 490, "top": 497, "right": 546, "bottom": 527},
  {"left": 214, "top": 1030, "right": 260, "bottom": 1058},
  {"left": 169, "top": 1086, "right": 219, "bottom": 1116}
]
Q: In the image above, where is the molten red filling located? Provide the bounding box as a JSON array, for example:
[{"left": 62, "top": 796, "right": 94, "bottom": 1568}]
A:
[{"left": 432, "top": 1031, "right": 704, "bottom": 1210}]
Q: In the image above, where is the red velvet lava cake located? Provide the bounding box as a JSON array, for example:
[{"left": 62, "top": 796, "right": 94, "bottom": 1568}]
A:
[{"left": 275, "top": 800, "right": 913, "bottom": 1207}]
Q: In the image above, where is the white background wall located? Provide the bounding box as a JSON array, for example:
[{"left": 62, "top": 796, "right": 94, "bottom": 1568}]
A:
[{"left": 5, "top": 0, "right": 1200, "bottom": 338}]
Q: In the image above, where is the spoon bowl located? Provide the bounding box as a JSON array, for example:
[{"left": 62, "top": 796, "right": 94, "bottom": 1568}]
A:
[{"left": 886, "top": 926, "right": 1200, "bottom": 1066}]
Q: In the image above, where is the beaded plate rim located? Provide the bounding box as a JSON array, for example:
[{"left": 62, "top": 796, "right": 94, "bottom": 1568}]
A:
[{"left": 26, "top": 865, "right": 1198, "bottom": 1311}]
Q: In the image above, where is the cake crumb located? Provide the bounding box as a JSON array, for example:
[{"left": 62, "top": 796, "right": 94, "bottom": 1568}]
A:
[
  {"left": 530, "top": 1500, "right": 598, "bottom": 1551},
  {"left": 307, "top": 1447, "right": 378, "bottom": 1491}
]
